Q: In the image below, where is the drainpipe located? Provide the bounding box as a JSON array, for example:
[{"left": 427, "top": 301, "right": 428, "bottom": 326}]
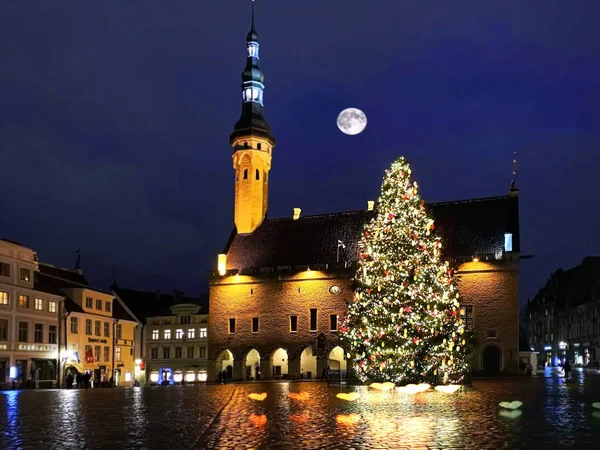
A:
[
  {"left": 58, "top": 301, "right": 70, "bottom": 388},
  {"left": 112, "top": 319, "right": 119, "bottom": 385}
]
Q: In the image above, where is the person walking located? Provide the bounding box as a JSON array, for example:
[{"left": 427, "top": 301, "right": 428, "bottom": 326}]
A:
[{"left": 563, "top": 360, "right": 572, "bottom": 380}]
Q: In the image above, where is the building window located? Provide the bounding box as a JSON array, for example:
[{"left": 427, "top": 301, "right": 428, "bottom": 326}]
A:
[
  {"left": 151, "top": 348, "right": 158, "bottom": 359},
  {"left": 180, "top": 315, "right": 191, "bottom": 324},
  {"left": 96, "top": 299, "right": 102, "bottom": 310},
  {"left": 460, "top": 305, "right": 474, "bottom": 329},
  {"left": 228, "top": 318, "right": 236, "bottom": 334},
  {"left": 104, "top": 322, "right": 110, "bottom": 337},
  {"left": 199, "top": 346, "right": 206, "bottom": 358},
  {"left": 187, "top": 328, "right": 195, "bottom": 339},
  {"left": 49, "top": 301, "right": 56, "bottom": 313},
  {"left": 243, "top": 169, "right": 248, "bottom": 180},
  {"left": 486, "top": 329, "right": 498, "bottom": 339},
  {"left": 47, "top": 324, "right": 57, "bottom": 344},
  {"left": 252, "top": 317, "right": 259, "bottom": 333},
  {"left": 0, "top": 262, "right": 10, "bottom": 277},
  {"left": 176, "top": 329, "right": 184, "bottom": 339},
  {"left": 504, "top": 233, "right": 513, "bottom": 252},
  {"left": 0, "top": 291, "right": 8, "bottom": 306},
  {"left": 0, "top": 319, "right": 9, "bottom": 341},
  {"left": 247, "top": 42, "right": 259, "bottom": 58},
  {"left": 255, "top": 169, "right": 260, "bottom": 180},
  {"left": 19, "top": 268, "right": 31, "bottom": 282},
  {"left": 104, "top": 346, "right": 109, "bottom": 362},
  {"left": 18, "top": 321, "right": 28, "bottom": 342},
  {"left": 163, "top": 348, "right": 170, "bottom": 359},
  {"left": 33, "top": 323, "right": 43, "bottom": 343},
  {"left": 105, "top": 302, "right": 111, "bottom": 313},
  {"left": 85, "top": 297, "right": 93, "bottom": 308},
  {"left": 95, "top": 320, "right": 101, "bottom": 336},
  {"left": 85, "top": 319, "right": 92, "bottom": 335},
  {"left": 164, "top": 329, "right": 171, "bottom": 340},
  {"left": 70, "top": 317, "right": 78, "bottom": 334},
  {"left": 257, "top": 143, "right": 262, "bottom": 150},
  {"left": 310, "top": 309, "right": 318, "bottom": 332},
  {"left": 35, "top": 298, "right": 44, "bottom": 311},
  {"left": 199, "top": 328, "right": 207, "bottom": 338},
  {"left": 116, "top": 323, "right": 122, "bottom": 339},
  {"left": 115, "top": 346, "right": 121, "bottom": 362},
  {"left": 175, "top": 347, "right": 182, "bottom": 359},
  {"left": 19, "top": 295, "right": 29, "bottom": 309},
  {"left": 93, "top": 346, "right": 100, "bottom": 362},
  {"left": 152, "top": 330, "right": 159, "bottom": 340},
  {"left": 290, "top": 315, "right": 298, "bottom": 333},
  {"left": 84, "top": 345, "right": 92, "bottom": 361},
  {"left": 187, "top": 347, "right": 194, "bottom": 358},
  {"left": 330, "top": 314, "right": 338, "bottom": 332}
]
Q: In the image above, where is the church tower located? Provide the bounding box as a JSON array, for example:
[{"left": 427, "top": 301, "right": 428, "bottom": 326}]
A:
[{"left": 230, "top": 1, "right": 275, "bottom": 234}]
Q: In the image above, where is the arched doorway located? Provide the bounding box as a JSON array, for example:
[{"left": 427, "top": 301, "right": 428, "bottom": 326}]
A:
[
  {"left": 245, "top": 349, "right": 261, "bottom": 380},
  {"left": 300, "top": 347, "right": 317, "bottom": 379},
  {"left": 215, "top": 349, "right": 234, "bottom": 381},
  {"left": 270, "top": 348, "right": 288, "bottom": 379},
  {"left": 328, "top": 346, "right": 347, "bottom": 371},
  {"left": 482, "top": 345, "right": 502, "bottom": 375}
]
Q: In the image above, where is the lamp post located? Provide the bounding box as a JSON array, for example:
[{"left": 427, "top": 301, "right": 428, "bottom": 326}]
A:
[{"left": 56, "top": 298, "right": 69, "bottom": 388}]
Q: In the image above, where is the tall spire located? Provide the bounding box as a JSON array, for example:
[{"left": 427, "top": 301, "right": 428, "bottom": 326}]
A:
[
  {"left": 251, "top": 0, "right": 255, "bottom": 33},
  {"left": 509, "top": 151, "right": 519, "bottom": 196}
]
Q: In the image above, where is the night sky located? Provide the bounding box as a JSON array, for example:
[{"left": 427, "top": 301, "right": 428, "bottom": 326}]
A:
[{"left": 1, "top": 1, "right": 599, "bottom": 304}]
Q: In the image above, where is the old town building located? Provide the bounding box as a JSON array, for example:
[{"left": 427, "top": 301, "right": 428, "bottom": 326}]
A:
[
  {"left": 113, "top": 287, "right": 209, "bottom": 385},
  {"left": 527, "top": 257, "right": 600, "bottom": 367},
  {"left": 207, "top": 10, "right": 523, "bottom": 382},
  {"left": 0, "top": 239, "right": 61, "bottom": 389}
]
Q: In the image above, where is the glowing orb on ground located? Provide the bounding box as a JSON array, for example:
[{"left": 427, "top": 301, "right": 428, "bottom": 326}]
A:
[
  {"left": 369, "top": 382, "right": 396, "bottom": 391},
  {"left": 592, "top": 402, "right": 600, "bottom": 410},
  {"left": 499, "top": 410, "right": 523, "bottom": 419},
  {"left": 249, "top": 414, "right": 267, "bottom": 426},
  {"left": 288, "top": 392, "right": 311, "bottom": 401},
  {"left": 336, "top": 414, "right": 361, "bottom": 425},
  {"left": 289, "top": 413, "right": 310, "bottom": 423},
  {"left": 435, "top": 385, "right": 462, "bottom": 394},
  {"left": 336, "top": 392, "right": 360, "bottom": 401},
  {"left": 397, "top": 383, "right": 431, "bottom": 394},
  {"left": 499, "top": 401, "right": 523, "bottom": 410},
  {"left": 337, "top": 108, "right": 367, "bottom": 135},
  {"left": 248, "top": 393, "right": 267, "bottom": 401}
]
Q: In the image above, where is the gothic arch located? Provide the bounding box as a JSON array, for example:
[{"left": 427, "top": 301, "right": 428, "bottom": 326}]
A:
[{"left": 481, "top": 343, "right": 503, "bottom": 374}]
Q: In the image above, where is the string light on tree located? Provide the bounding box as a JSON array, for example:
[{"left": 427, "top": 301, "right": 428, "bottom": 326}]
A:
[{"left": 339, "top": 156, "right": 471, "bottom": 385}]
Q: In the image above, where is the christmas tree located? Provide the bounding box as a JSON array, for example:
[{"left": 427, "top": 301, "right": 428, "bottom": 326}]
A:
[{"left": 339, "top": 156, "right": 470, "bottom": 385}]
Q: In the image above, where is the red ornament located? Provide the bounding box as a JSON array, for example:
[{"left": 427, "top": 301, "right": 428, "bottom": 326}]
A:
[{"left": 388, "top": 213, "right": 394, "bottom": 220}]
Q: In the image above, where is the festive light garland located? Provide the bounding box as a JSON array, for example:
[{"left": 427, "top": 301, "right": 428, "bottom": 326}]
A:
[{"left": 339, "top": 156, "right": 471, "bottom": 385}]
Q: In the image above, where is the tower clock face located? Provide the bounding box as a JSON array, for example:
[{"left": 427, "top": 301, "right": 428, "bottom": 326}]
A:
[{"left": 329, "top": 285, "right": 341, "bottom": 295}]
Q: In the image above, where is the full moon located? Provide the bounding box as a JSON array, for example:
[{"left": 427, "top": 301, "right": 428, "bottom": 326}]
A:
[{"left": 337, "top": 108, "right": 367, "bottom": 135}]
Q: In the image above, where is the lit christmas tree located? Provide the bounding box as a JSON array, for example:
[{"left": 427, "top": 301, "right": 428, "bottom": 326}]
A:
[{"left": 339, "top": 157, "right": 471, "bottom": 385}]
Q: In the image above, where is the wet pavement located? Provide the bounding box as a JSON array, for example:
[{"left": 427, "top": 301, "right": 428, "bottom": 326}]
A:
[{"left": 1, "top": 367, "right": 600, "bottom": 449}]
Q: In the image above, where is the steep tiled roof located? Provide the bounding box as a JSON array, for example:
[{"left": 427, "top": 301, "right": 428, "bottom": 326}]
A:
[
  {"left": 225, "top": 195, "right": 520, "bottom": 270},
  {"left": 112, "top": 287, "right": 209, "bottom": 324},
  {"left": 112, "top": 299, "right": 139, "bottom": 323},
  {"left": 38, "top": 263, "right": 89, "bottom": 286}
]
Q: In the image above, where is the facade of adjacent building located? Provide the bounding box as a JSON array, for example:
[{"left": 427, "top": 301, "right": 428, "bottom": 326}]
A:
[
  {"left": 527, "top": 257, "right": 600, "bottom": 367},
  {"left": 113, "top": 287, "right": 209, "bottom": 385},
  {"left": 0, "top": 239, "right": 61, "bottom": 389},
  {"left": 207, "top": 14, "right": 522, "bottom": 382}
]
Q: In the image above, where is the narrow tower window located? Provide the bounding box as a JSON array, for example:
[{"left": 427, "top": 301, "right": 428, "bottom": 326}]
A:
[
  {"left": 257, "top": 143, "right": 261, "bottom": 150},
  {"left": 243, "top": 169, "right": 248, "bottom": 180},
  {"left": 255, "top": 169, "right": 260, "bottom": 180},
  {"left": 247, "top": 43, "right": 259, "bottom": 58}
]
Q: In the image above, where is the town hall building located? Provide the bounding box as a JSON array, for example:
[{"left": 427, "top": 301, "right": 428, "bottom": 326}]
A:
[{"left": 207, "top": 7, "right": 521, "bottom": 382}]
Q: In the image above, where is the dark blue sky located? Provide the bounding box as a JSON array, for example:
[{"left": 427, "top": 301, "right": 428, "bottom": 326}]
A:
[{"left": 1, "top": 1, "right": 599, "bottom": 303}]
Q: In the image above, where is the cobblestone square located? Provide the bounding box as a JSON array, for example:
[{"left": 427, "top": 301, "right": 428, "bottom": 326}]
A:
[{"left": 1, "top": 368, "right": 600, "bottom": 449}]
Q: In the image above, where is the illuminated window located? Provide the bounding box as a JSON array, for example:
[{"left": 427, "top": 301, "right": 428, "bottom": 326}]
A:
[
  {"left": 245, "top": 88, "right": 252, "bottom": 101},
  {"left": 85, "top": 297, "right": 93, "bottom": 308},
  {"left": 164, "top": 329, "right": 171, "bottom": 340},
  {"left": 252, "top": 317, "right": 259, "bottom": 333},
  {"left": 310, "top": 309, "right": 317, "bottom": 332},
  {"left": 18, "top": 321, "right": 28, "bottom": 342},
  {"left": 19, "top": 295, "right": 29, "bottom": 309},
  {"left": 0, "top": 319, "right": 7, "bottom": 341},
  {"left": 35, "top": 298, "right": 44, "bottom": 311},
  {"left": 70, "top": 317, "right": 78, "bottom": 334},
  {"left": 175, "top": 347, "right": 182, "bottom": 359},
  {"left": 0, "top": 291, "right": 8, "bottom": 305},
  {"left": 19, "top": 268, "right": 30, "bottom": 282},
  {"left": 115, "top": 346, "right": 121, "bottom": 362},
  {"left": 243, "top": 169, "right": 248, "bottom": 180},
  {"left": 0, "top": 262, "right": 10, "bottom": 277},
  {"left": 198, "top": 372, "right": 207, "bottom": 382},
  {"left": 104, "top": 346, "right": 109, "bottom": 361},
  {"left": 95, "top": 299, "right": 102, "bottom": 310},
  {"left": 49, "top": 301, "right": 56, "bottom": 313},
  {"left": 104, "top": 322, "right": 110, "bottom": 337},
  {"left": 49, "top": 325, "right": 57, "bottom": 344},
  {"left": 105, "top": 301, "right": 111, "bottom": 313},
  {"left": 228, "top": 318, "right": 236, "bottom": 334},
  {"left": 199, "top": 328, "right": 207, "bottom": 338},
  {"left": 34, "top": 323, "right": 43, "bottom": 343},
  {"left": 187, "top": 328, "right": 195, "bottom": 339},
  {"left": 95, "top": 320, "right": 101, "bottom": 336},
  {"left": 504, "top": 233, "right": 513, "bottom": 252},
  {"left": 150, "top": 348, "right": 158, "bottom": 359},
  {"left": 176, "top": 329, "right": 184, "bottom": 339},
  {"left": 85, "top": 320, "right": 92, "bottom": 335},
  {"left": 330, "top": 315, "right": 338, "bottom": 332},
  {"left": 290, "top": 315, "right": 298, "bottom": 333},
  {"left": 459, "top": 305, "right": 473, "bottom": 329},
  {"left": 116, "top": 323, "right": 122, "bottom": 339},
  {"left": 152, "top": 330, "right": 159, "bottom": 340},
  {"left": 247, "top": 42, "right": 259, "bottom": 58},
  {"left": 187, "top": 347, "right": 194, "bottom": 358}
]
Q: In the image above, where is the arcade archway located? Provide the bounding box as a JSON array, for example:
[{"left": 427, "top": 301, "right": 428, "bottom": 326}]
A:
[
  {"left": 245, "top": 349, "right": 261, "bottom": 380},
  {"left": 215, "top": 349, "right": 234, "bottom": 380},
  {"left": 270, "top": 348, "right": 288, "bottom": 378},
  {"left": 300, "top": 347, "right": 317, "bottom": 379},
  {"left": 328, "top": 346, "right": 347, "bottom": 371}
]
